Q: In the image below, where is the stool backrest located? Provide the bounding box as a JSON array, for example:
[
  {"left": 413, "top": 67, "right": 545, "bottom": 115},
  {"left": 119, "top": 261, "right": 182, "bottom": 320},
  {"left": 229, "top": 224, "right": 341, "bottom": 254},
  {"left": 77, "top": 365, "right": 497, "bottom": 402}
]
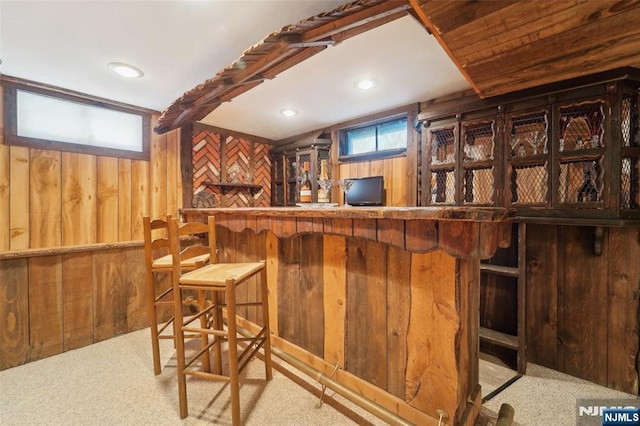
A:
[
  {"left": 143, "top": 215, "right": 172, "bottom": 272},
  {"left": 167, "top": 216, "right": 218, "bottom": 277}
]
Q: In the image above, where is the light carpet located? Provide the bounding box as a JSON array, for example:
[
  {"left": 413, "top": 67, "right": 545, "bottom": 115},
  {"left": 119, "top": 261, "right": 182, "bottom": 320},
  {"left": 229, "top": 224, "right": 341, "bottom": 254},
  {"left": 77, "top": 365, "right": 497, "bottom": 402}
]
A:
[
  {"left": 483, "top": 363, "right": 639, "bottom": 425},
  {"left": 0, "top": 328, "right": 386, "bottom": 426}
]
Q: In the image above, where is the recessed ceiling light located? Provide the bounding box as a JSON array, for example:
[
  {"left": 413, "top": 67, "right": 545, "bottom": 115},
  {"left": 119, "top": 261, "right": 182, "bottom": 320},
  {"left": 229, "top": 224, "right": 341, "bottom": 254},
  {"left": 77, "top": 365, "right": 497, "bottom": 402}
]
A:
[
  {"left": 355, "top": 78, "right": 377, "bottom": 90},
  {"left": 280, "top": 108, "right": 298, "bottom": 117},
  {"left": 108, "top": 62, "right": 144, "bottom": 78}
]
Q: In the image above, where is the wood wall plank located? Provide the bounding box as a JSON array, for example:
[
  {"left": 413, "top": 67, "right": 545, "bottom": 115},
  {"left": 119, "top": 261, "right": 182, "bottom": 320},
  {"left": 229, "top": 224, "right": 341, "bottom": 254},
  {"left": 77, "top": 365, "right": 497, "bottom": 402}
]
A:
[
  {"left": 131, "top": 159, "right": 149, "bottom": 240},
  {"left": 125, "top": 247, "right": 147, "bottom": 330},
  {"left": 406, "top": 250, "right": 458, "bottom": 418},
  {"left": 0, "top": 258, "right": 29, "bottom": 369},
  {"left": 97, "top": 156, "right": 119, "bottom": 243},
  {"left": 0, "top": 85, "right": 3, "bottom": 145},
  {"left": 346, "top": 238, "right": 388, "bottom": 389},
  {"left": 30, "top": 149, "right": 62, "bottom": 248},
  {"left": 0, "top": 144, "right": 9, "bottom": 251},
  {"left": 300, "top": 234, "right": 324, "bottom": 357},
  {"left": 323, "top": 234, "right": 346, "bottom": 366},
  {"left": 62, "top": 252, "right": 94, "bottom": 350},
  {"left": 93, "top": 249, "right": 127, "bottom": 342},
  {"left": 9, "top": 147, "right": 29, "bottom": 250},
  {"left": 386, "top": 244, "right": 411, "bottom": 399},
  {"left": 277, "top": 237, "right": 300, "bottom": 343},
  {"left": 166, "top": 129, "right": 179, "bottom": 215},
  {"left": 61, "top": 152, "right": 96, "bottom": 245},
  {"left": 118, "top": 158, "right": 132, "bottom": 241},
  {"left": 266, "top": 231, "right": 279, "bottom": 336},
  {"left": 525, "top": 224, "right": 558, "bottom": 369},
  {"left": 150, "top": 116, "right": 167, "bottom": 220},
  {"left": 557, "top": 226, "right": 608, "bottom": 386},
  {"left": 28, "top": 256, "right": 63, "bottom": 361},
  {"left": 607, "top": 226, "right": 640, "bottom": 393}
]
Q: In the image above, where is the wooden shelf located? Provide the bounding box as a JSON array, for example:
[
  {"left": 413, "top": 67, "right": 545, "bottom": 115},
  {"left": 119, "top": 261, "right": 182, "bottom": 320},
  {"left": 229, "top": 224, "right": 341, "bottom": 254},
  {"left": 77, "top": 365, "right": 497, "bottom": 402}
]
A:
[
  {"left": 479, "top": 327, "right": 518, "bottom": 350},
  {"left": 203, "top": 181, "right": 262, "bottom": 196},
  {"left": 480, "top": 263, "right": 519, "bottom": 277}
]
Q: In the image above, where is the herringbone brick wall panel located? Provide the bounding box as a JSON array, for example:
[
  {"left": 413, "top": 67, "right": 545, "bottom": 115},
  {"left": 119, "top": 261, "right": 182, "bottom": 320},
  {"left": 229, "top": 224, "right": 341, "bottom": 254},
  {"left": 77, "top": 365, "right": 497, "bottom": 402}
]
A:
[
  {"left": 192, "top": 128, "right": 221, "bottom": 204},
  {"left": 191, "top": 129, "right": 271, "bottom": 207},
  {"left": 254, "top": 143, "right": 271, "bottom": 207}
]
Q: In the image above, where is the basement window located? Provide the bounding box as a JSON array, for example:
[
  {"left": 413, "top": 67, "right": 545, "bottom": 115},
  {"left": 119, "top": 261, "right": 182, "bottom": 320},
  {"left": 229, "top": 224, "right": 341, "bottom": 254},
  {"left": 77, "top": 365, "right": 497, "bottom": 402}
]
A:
[
  {"left": 3, "top": 82, "right": 150, "bottom": 160},
  {"left": 339, "top": 116, "right": 407, "bottom": 161}
]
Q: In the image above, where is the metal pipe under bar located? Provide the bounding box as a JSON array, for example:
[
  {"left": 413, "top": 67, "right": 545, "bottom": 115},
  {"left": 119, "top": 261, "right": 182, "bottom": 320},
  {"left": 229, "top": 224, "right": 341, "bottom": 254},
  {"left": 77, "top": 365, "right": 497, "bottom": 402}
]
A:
[{"left": 267, "top": 344, "right": 414, "bottom": 426}]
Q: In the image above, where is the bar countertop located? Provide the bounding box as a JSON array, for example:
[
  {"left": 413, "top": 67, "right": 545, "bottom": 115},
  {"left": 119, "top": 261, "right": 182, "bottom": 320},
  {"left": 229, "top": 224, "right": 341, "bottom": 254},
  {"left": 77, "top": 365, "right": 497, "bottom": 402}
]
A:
[{"left": 181, "top": 206, "right": 514, "bottom": 222}]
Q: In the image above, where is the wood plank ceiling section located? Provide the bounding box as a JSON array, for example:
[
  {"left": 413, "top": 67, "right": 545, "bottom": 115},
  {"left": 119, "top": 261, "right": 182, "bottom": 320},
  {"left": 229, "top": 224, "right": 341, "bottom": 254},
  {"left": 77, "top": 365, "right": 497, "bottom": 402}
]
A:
[
  {"left": 154, "top": 0, "right": 410, "bottom": 135},
  {"left": 409, "top": 0, "right": 640, "bottom": 98}
]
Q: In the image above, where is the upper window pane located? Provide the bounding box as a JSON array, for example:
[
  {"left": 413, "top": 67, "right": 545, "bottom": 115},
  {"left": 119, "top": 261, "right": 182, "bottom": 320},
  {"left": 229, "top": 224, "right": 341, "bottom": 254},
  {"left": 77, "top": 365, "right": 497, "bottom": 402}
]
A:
[
  {"left": 377, "top": 119, "right": 407, "bottom": 151},
  {"left": 346, "top": 127, "right": 376, "bottom": 155},
  {"left": 17, "top": 89, "right": 143, "bottom": 152},
  {"left": 342, "top": 117, "right": 407, "bottom": 158}
]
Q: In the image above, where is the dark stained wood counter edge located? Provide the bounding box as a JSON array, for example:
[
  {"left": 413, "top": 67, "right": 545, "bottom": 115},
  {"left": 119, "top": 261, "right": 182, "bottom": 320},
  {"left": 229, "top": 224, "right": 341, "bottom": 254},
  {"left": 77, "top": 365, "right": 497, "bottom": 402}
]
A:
[
  {"left": 182, "top": 207, "right": 516, "bottom": 259},
  {"left": 181, "top": 206, "right": 515, "bottom": 222}
]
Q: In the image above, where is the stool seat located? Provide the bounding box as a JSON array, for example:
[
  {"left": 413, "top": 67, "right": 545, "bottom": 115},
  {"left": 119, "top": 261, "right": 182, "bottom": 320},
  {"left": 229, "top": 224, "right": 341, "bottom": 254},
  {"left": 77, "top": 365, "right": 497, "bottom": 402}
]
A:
[
  {"left": 152, "top": 253, "right": 210, "bottom": 270},
  {"left": 179, "top": 262, "right": 265, "bottom": 287}
]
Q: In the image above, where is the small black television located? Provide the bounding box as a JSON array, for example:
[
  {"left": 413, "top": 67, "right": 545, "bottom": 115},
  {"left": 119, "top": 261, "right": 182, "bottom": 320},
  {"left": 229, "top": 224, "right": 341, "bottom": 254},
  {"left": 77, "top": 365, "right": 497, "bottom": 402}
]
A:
[{"left": 345, "top": 176, "right": 385, "bottom": 206}]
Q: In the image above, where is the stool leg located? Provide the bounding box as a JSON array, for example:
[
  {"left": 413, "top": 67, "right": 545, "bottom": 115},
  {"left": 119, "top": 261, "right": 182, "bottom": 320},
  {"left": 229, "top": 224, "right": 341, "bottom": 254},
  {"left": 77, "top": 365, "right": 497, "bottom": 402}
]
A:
[
  {"left": 226, "top": 279, "right": 241, "bottom": 426},
  {"left": 197, "top": 289, "right": 211, "bottom": 373},
  {"left": 259, "top": 266, "right": 273, "bottom": 380},
  {"left": 174, "top": 286, "right": 189, "bottom": 419},
  {"left": 211, "top": 291, "right": 223, "bottom": 375},
  {"left": 147, "top": 272, "right": 162, "bottom": 376}
]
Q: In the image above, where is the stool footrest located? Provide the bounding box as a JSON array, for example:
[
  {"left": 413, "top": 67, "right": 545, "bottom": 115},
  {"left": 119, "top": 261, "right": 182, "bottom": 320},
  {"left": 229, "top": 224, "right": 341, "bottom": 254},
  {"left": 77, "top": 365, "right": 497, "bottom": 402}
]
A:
[{"left": 185, "top": 369, "right": 232, "bottom": 383}]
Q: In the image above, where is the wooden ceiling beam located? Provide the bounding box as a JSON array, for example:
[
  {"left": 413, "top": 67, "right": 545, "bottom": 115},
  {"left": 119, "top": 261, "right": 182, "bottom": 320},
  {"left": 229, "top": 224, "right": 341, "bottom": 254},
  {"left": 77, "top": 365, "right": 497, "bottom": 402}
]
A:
[
  {"left": 280, "top": 33, "right": 336, "bottom": 48},
  {"left": 218, "top": 80, "right": 264, "bottom": 103},
  {"left": 302, "top": 1, "right": 410, "bottom": 42},
  {"left": 262, "top": 46, "right": 327, "bottom": 79},
  {"left": 229, "top": 40, "right": 294, "bottom": 85}
]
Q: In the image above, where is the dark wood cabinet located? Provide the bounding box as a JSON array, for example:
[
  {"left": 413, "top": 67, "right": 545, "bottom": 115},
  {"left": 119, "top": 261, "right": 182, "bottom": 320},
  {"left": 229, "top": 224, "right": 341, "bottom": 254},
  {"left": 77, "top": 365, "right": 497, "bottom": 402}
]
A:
[
  {"left": 422, "top": 111, "right": 501, "bottom": 207},
  {"left": 271, "top": 143, "right": 331, "bottom": 206},
  {"left": 418, "top": 69, "right": 640, "bottom": 222}
]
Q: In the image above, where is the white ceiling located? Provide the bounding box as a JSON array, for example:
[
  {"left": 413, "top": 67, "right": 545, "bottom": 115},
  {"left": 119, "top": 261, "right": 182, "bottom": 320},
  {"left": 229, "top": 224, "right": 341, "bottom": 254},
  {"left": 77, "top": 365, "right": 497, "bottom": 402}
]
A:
[{"left": 0, "top": 0, "right": 471, "bottom": 141}]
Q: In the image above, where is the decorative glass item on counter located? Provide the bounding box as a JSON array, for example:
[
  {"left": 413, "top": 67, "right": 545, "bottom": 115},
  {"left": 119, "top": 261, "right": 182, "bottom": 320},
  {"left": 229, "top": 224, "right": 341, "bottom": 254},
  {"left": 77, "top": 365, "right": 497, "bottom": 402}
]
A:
[
  {"left": 558, "top": 101, "right": 605, "bottom": 152},
  {"left": 317, "top": 159, "right": 332, "bottom": 203},
  {"left": 299, "top": 162, "right": 312, "bottom": 203},
  {"left": 337, "top": 179, "right": 354, "bottom": 206}
]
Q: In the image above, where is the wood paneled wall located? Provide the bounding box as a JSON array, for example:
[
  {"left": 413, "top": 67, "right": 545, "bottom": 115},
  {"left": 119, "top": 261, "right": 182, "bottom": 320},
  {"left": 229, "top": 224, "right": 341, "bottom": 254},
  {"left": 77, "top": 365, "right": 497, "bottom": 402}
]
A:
[
  {"left": 526, "top": 224, "right": 640, "bottom": 394},
  {"left": 0, "top": 246, "right": 147, "bottom": 369},
  {"left": 0, "top": 87, "right": 182, "bottom": 249},
  {"left": 330, "top": 108, "right": 419, "bottom": 207},
  {"left": 0, "top": 83, "right": 183, "bottom": 369}
]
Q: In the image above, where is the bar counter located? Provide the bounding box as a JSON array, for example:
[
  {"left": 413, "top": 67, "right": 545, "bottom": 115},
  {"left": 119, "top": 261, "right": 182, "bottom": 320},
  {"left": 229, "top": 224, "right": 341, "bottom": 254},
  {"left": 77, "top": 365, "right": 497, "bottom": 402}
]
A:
[
  {"left": 181, "top": 206, "right": 514, "bottom": 258},
  {"left": 180, "top": 206, "right": 514, "bottom": 425}
]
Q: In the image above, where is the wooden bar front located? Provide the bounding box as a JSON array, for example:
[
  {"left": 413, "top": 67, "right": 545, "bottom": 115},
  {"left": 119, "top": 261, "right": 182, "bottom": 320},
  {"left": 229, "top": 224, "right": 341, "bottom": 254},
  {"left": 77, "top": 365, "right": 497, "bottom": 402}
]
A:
[{"left": 182, "top": 207, "right": 513, "bottom": 425}]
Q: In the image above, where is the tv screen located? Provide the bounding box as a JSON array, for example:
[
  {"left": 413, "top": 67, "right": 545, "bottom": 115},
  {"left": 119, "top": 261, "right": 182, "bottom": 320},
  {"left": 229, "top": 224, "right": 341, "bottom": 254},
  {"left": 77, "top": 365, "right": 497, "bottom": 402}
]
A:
[{"left": 346, "top": 176, "right": 384, "bottom": 206}]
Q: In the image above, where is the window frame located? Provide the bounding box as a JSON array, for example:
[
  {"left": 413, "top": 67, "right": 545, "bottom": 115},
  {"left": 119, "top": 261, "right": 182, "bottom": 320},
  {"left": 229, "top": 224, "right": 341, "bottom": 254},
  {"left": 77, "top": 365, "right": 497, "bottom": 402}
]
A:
[
  {"left": 2, "top": 80, "right": 151, "bottom": 160},
  {"left": 338, "top": 114, "right": 408, "bottom": 162}
]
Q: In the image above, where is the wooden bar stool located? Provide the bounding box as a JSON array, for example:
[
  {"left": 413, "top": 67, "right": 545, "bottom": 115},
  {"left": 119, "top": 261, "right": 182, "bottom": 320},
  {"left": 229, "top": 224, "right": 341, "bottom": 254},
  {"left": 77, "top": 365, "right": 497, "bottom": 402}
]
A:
[
  {"left": 168, "top": 215, "right": 273, "bottom": 424},
  {"left": 143, "top": 215, "right": 210, "bottom": 375}
]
